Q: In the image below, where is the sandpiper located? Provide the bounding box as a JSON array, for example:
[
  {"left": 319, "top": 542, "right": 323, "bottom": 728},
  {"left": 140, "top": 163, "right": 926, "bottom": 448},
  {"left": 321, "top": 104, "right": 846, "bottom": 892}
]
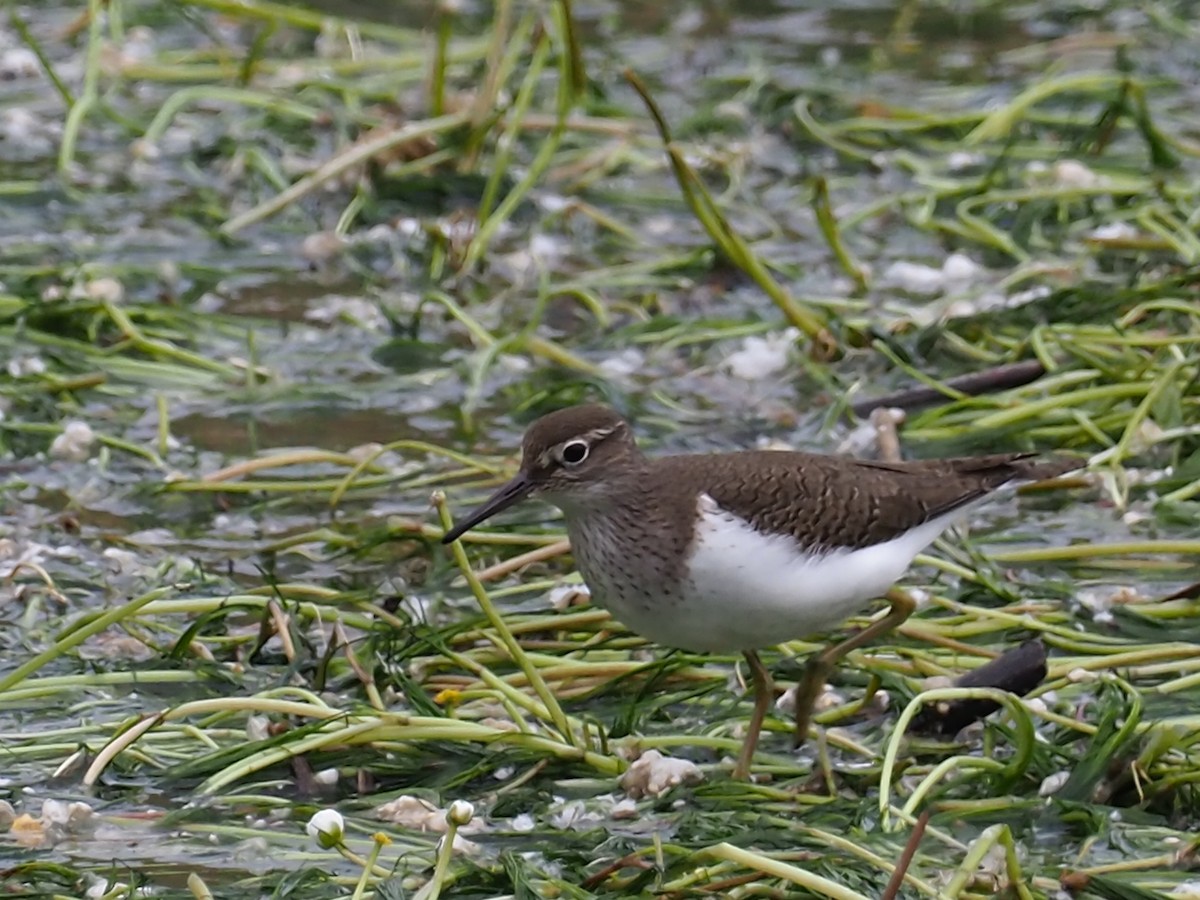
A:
[{"left": 442, "top": 404, "right": 1074, "bottom": 778}]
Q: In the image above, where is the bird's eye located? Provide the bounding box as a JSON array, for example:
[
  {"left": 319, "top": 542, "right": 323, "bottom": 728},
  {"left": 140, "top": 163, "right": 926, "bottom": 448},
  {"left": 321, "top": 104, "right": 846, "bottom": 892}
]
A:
[{"left": 560, "top": 441, "right": 589, "bottom": 466}]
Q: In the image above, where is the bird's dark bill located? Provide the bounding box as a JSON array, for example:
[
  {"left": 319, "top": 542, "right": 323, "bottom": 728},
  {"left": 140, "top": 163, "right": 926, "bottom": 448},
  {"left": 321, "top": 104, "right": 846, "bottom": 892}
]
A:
[{"left": 441, "top": 475, "right": 533, "bottom": 543}]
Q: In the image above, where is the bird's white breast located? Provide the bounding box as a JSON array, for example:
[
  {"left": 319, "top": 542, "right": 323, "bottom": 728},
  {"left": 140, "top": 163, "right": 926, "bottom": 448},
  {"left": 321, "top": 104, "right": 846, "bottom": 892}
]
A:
[{"left": 649, "top": 493, "right": 962, "bottom": 653}]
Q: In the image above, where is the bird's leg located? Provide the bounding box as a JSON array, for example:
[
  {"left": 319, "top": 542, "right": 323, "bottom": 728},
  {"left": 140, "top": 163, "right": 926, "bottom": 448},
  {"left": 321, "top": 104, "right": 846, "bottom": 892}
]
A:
[
  {"left": 794, "top": 588, "right": 918, "bottom": 747},
  {"left": 734, "top": 649, "right": 774, "bottom": 780}
]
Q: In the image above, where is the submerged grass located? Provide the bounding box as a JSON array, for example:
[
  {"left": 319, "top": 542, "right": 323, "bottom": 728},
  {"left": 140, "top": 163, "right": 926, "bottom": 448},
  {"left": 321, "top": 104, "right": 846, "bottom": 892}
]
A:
[{"left": 1, "top": 0, "right": 1200, "bottom": 898}]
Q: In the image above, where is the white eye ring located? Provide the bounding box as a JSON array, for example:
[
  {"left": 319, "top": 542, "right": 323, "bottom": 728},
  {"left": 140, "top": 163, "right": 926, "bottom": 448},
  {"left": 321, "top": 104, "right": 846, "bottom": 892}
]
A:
[{"left": 560, "top": 441, "right": 589, "bottom": 466}]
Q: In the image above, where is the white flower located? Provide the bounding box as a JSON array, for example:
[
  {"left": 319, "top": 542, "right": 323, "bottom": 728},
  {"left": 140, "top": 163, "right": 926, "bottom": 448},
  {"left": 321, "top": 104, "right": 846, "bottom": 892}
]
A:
[
  {"left": 1039, "top": 771, "right": 1070, "bottom": 797},
  {"left": 940, "top": 252, "right": 984, "bottom": 287},
  {"left": 0, "top": 48, "right": 39, "bottom": 79},
  {"left": 1088, "top": 222, "right": 1139, "bottom": 241},
  {"left": 447, "top": 799, "right": 475, "bottom": 827},
  {"left": 723, "top": 328, "right": 799, "bottom": 380},
  {"left": 882, "top": 260, "right": 944, "bottom": 295},
  {"left": 41, "top": 798, "right": 95, "bottom": 830},
  {"left": 305, "top": 808, "right": 345, "bottom": 848},
  {"left": 49, "top": 420, "right": 95, "bottom": 461},
  {"left": 245, "top": 715, "right": 270, "bottom": 742},
  {"left": 83, "top": 277, "right": 125, "bottom": 304},
  {"left": 1051, "top": 159, "right": 1104, "bottom": 188}
]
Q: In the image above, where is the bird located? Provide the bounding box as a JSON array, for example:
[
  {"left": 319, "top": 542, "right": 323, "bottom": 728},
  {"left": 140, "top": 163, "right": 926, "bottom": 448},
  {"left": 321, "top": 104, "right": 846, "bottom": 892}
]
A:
[{"left": 442, "top": 403, "right": 1075, "bottom": 778}]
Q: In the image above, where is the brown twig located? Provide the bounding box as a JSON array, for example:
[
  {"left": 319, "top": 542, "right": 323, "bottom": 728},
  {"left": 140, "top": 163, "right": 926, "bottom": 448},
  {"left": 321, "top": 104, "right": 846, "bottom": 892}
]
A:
[
  {"left": 580, "top": 852, "right": 654, "bottom": 890},
  {"left": 476, "top": 539, "right": 572, "bottom": 582},
  {"left": 881, "top": 807, "right": 931, "bottom": 900},
  {"left": 851, "top": 359, "right": 1047, "bottom": 417}
]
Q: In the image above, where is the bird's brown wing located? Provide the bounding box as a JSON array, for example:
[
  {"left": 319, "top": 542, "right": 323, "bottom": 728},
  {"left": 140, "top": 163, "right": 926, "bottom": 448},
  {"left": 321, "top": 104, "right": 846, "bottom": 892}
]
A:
[{"left": 668, "top": 451, "right": 1073, "bottom": 552}]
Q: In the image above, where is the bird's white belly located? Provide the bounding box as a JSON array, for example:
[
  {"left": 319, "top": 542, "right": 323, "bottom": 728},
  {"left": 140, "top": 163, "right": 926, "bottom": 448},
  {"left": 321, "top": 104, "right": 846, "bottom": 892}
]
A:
[{"left": 621, "top": 496, "right": 960, "bottom": 653}]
